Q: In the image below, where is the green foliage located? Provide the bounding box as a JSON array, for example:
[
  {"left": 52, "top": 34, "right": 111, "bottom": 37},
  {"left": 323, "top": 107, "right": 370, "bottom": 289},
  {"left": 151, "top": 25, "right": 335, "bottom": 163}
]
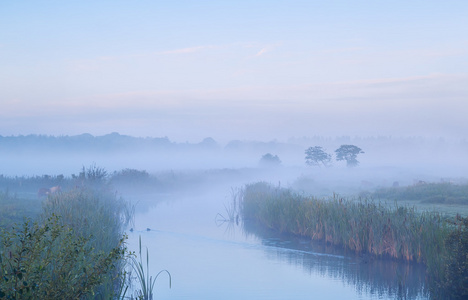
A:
[
  {"left": 304, "top": 146, "right": 332, "bottom": 167},
  {"left": 0, "top": 183, "right": 133, "bottom": 299},
  {"left": 0, "top": 215, "right": 127, "bottom": 299},
  {"left": 0, "top": 191, "right": 41, "bottom": 229},
  {"left": 335, "top": 145, "right": 364, "bottom": 167},
  {"left": 0, "top": 169, "right": 173, "bottom": 299},
  {"left": 431, "top": 215, "right": 468, "bottom": 299}
]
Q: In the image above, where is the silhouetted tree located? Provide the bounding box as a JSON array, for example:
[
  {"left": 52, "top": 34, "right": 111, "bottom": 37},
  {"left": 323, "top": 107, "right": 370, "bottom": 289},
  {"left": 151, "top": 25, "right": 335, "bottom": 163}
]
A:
[
  {"left": 335, "top": 145, "right": 364, "bottom": 167},
  {"left": 305, "top": 146, "right": 332, "bottom": 167},
  {"left": 259, "top": 153, "right": 281, "bottom": 168}
]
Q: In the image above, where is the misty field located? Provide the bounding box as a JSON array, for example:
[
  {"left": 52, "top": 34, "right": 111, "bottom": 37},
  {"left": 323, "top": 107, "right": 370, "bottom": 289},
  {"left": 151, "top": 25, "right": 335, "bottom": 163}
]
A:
[{"left": 363, "top": 182, "right": 468, "bottom": 217}]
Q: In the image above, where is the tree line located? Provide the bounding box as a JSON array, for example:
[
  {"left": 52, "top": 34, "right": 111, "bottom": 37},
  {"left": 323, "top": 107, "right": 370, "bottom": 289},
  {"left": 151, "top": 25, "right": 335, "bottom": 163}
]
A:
[{"left": 259, "top": 144, "right": 364, "bottom": 168}]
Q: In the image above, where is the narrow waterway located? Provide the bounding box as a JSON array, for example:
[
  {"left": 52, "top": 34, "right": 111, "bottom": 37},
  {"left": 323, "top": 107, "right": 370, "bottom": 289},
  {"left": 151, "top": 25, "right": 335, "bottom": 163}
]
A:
[{"left": 126, "top": 187, "right": 428, "bottom": 300}]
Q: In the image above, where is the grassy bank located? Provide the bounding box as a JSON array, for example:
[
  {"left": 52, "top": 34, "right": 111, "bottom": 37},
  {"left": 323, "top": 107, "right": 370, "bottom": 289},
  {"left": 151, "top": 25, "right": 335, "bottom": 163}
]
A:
[
  {"left": 368, "top": 182, "right": 468, "bottom": 205},
  {"left": 363, "top": 182, "right": 468, "bottom": 217},
  {"left": 0, "top": 165, "right": 135, "bottom": 299},
  {"left": 0, "top": 165, "right": 174, "bottom": 299},
  {"left": 240, "top": 182, "right": 467, "bottom": 299},
  {"left": 0, "top": 190, "right": 41, "bottom": 228}
]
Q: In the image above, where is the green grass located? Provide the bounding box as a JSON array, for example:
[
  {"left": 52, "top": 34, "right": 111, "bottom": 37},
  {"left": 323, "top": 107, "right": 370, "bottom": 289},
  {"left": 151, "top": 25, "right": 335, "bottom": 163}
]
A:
[
  {"left": 362, "top": 182, "right": 468, "bottom": 217},
  {"left": 0, "top": 190, "right": 42, "bottom": 228},
  {"left": 370, "top": 183, "right": 468, "bottom": 203}
]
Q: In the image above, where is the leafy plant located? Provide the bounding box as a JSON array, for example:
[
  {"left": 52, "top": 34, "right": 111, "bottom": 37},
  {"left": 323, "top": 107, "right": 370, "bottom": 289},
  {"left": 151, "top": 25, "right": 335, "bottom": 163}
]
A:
[
  {"left": 0, "top": 215, "right": 127, "bottom": 299},
  {"left": 431, "top": 215, "right": 468, "bottom": 299},
  {"left": 130, "top": 236, "right": 171, "bottom": 300}
]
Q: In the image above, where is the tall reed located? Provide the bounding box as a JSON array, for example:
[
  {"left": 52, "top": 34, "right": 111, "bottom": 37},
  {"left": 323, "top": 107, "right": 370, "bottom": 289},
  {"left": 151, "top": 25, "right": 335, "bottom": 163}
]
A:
[
  {"left": 240, "top": 182, "right": 448, "bottom": 267},
  {"left": 40, "top": 186, "right": 132, "bottom": 298},
  {"left": 129, "top": 236, "right": 171, "bottom": 300},
  {"left": 240, "top": 182, "right": 468, "bottom": 298},
  {"left": 42, "top": 187, "right": 131, "bottom": 252}
]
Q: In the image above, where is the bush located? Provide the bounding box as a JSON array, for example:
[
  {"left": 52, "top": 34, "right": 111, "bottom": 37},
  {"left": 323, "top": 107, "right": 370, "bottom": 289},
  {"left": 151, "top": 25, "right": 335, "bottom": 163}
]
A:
[
  {"left": 0, "top": 215, "right": 126, "bottom": 299},
  {"left": 110, "top": 169, "right": 150, "bottom": 186},
  {"left": 0, "top": 186, "right": 133, "bottom": 299},
  {"left": 432, "top": 215, "right": 468, "bottom": 299},
  {"left": 258, "top": 153, "right": 281, "bottom": 168}
]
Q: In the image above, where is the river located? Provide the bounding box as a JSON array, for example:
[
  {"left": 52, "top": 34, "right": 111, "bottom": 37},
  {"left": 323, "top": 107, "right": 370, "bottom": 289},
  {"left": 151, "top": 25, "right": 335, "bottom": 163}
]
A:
[{"left": 125, "top": 187, "right": 429, "bottom": 300}]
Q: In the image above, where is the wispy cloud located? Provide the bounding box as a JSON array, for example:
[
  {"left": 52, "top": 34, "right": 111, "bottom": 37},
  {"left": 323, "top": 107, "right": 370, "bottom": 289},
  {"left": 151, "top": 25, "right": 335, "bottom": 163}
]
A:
[
  {"left": 322, "top": 47, "right": 366, "bottom": 54},
  {"left": 255, "top": 43, "right": 282, "bottom": 57},
  {"left": 158, "top": 45, "right": 214, "bottom": 55}
]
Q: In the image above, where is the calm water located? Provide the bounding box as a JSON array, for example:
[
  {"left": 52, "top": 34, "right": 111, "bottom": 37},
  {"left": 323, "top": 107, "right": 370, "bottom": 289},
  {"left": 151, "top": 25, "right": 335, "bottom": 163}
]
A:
[{"left": 126, "top": 188, "right": 429, "bottom": 300}]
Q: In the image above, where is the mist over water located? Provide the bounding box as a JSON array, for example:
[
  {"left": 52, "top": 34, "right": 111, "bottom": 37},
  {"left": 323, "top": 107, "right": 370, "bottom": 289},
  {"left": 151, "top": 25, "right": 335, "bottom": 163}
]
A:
[
  {"left": 124, "top": 184, "right": 429, "bottom": 299},
  {"left": 1, "top": 133, "right": 467, "bottom": 181},
  {"left": 2, "top": 1, "right": 467, "bottom": 297},
  {"left": 1, "top": 133, "right": 466, "bottom": 299}
]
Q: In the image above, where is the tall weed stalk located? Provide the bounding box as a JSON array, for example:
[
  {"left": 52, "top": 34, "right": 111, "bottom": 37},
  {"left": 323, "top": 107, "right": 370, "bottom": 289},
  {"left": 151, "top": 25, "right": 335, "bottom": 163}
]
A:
[{"left": 130, "top": 236, "right": 171, "bottom": 300}]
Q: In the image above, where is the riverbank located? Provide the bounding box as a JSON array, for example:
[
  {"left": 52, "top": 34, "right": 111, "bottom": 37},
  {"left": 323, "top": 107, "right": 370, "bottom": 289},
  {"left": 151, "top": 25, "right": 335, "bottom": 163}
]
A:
[{"left": 240, "top": 182, "right": 467, "bottom": 299}]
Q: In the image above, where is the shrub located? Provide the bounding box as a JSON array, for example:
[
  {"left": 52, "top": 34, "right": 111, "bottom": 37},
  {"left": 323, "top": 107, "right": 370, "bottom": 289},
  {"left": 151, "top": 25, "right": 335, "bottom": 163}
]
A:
[
  {"left": 0, "top": 215, "right": 126, "bottom": 299},
  {"left": 110, "top": 169, "right": 150, "bottom": 186},
  {"left": 431, "top": 215, "right": 468, "bottom": 299}
]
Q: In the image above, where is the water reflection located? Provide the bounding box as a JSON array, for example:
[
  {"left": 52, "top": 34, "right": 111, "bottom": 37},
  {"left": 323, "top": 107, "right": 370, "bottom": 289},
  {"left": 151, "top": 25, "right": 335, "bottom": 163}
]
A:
[
  {"left": 240, "top": 220, "right": 429, "bottom": 300},
  {"left": 128, "top": 189, "right": 430, "bottom": 300}
]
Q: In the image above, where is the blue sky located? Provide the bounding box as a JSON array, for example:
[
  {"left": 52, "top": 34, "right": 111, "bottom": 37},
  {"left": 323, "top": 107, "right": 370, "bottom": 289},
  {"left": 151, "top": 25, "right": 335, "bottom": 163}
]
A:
[{"left": 1, "top": 1, "right": 467, "bottom": 142}]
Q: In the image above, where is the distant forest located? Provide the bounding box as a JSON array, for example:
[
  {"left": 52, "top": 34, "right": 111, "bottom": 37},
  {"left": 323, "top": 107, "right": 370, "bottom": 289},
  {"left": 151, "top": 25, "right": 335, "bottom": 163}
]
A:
[{"left": 1, "top": 132, "right": 466, "bottom": 154}]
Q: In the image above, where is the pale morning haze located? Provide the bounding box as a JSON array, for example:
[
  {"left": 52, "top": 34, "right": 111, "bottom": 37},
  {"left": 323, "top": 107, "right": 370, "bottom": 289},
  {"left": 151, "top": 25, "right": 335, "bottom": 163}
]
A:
[
  {"left": 3, "top": 2, "right": 468, "bottom": 299},
  {"left": 1, "top": 1, "right": 468, "bottom": 142}
]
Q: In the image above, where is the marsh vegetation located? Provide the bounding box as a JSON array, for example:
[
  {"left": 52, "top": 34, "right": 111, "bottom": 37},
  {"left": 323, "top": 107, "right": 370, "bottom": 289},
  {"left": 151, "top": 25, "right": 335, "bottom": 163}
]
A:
[
  {"left": 239, "top": 182, "right": 468, "bottom": 299},
  {"left": 0, "top": 166, "right": 171, "bottom": 299},
  {"left": 1, "top": 159, "right": 467, "bottom": 299}
]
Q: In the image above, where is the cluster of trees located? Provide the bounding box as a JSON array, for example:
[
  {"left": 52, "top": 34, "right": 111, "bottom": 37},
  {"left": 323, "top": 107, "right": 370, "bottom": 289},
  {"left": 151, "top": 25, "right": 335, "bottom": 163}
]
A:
[
  {"left": 305, "top": 145, "right": 364, "bottom": 167},
  {"left": 258, "top": 144, "right": 364, "bottom": 168}
]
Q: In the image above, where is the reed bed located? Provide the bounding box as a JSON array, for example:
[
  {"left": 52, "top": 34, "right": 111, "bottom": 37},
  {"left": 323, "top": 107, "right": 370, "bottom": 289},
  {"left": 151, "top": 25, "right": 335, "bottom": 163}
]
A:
[
  {"left": 240, "top": 182, "right": 468, "bottom": 298},
  {"left": 240, "top": 182, "right": 448, "bottom": 266},
  {"left": 42, "top": 187, "right": 132, "bottom": 253}
]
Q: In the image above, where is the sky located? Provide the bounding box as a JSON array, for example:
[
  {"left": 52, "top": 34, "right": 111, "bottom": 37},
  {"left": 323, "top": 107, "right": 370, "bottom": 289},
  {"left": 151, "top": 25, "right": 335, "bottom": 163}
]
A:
[{"left": 1, "top": 0, "right": 467, "bottom": 143}]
